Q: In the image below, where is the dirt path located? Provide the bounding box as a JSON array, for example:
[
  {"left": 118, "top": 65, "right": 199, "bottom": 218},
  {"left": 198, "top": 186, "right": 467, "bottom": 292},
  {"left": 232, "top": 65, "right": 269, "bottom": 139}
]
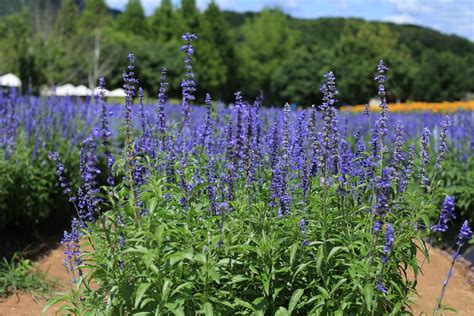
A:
[
  {"left": 411, "top": 247, "right": 474, "bottom": 315},
  {"left": 1, "top": 245, "right": 473, "bottom": 315},
  {"left": 0, "top": 245, "right": 72, "bottom": 316}
]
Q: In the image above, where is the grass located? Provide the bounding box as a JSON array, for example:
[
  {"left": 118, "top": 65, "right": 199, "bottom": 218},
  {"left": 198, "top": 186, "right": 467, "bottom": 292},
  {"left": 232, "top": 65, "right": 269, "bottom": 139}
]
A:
[{"left": 0, "top": 253, "right": 56, "bottom": 302}]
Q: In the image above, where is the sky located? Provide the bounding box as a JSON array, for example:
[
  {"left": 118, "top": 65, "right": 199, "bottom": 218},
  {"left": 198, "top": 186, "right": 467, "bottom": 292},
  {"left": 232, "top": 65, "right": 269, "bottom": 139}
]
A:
[{"left": 105, "top": 0, "right": 474, "bottom": 41}]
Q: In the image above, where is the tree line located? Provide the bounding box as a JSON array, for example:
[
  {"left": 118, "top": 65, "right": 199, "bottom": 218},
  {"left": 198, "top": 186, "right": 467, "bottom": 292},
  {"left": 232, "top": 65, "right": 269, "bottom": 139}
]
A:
[{"left": 0, "top": 0, "right": 473, "bottom": 106}]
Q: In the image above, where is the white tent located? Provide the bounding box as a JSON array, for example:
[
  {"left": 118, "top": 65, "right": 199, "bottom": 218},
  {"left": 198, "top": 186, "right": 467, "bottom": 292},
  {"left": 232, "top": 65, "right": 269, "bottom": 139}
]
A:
[
  {"left": 54, "top": 84, "right": 77, "bottom": 96},
  {"left": 75, "top": 85, "right": 93, "bottom": 96},
  {"left": 0, "top": 73, "right": 21, "bottom": 87},
  {"left": 108, "top": 88, "right": 126, "bottom": 98}
]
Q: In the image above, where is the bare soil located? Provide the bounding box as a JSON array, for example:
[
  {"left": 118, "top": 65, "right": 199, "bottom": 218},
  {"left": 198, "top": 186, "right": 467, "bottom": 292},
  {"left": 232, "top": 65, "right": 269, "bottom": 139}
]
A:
[
  {"left": 0, "top": 245, "right": 71, "bottom": 316},
  {"left": 0, "top": 245, "right": 473, "bottom": 315}
]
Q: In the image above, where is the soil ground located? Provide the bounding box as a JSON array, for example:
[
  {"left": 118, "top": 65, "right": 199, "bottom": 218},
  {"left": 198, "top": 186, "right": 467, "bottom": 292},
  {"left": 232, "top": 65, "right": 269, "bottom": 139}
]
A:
[{"left": 0, "top": 245, "right": 473, "bottom": 315}]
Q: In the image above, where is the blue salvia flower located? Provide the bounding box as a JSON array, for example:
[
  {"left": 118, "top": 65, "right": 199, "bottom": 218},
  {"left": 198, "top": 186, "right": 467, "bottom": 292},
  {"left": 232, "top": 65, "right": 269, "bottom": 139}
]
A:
[
  {"left": 281, "top": 103, "right": 291, "bottom": 176},
  {"left": 202, "top": 93, "right": 214, "bottom": 153},
  {"left": 165, "top": 137, "right": 176, "bottom": 183},
  {"left": 251, "top": 97, "right": 264, "bottom": 181},
  {"left": 382, "top": 223, "right": 395, "bottom": 263},
  {"left": 180, "top": 32, "right": 198, "bottom": 129},
  {"left": 49, "top": 152, "right": 75, "bottom": 202},
  {"left": 399, "top": 144, "right": 416, "bottom": 193},
  {"left": 330, "top": 107, "right": 341, "bottom": 174},
  {"left": 292, "top": 111, "right": 308, "bottom": 195},
  {"left": 222, "top": 121, "right": 235, "bottom": 201},
  {"left": 435, "top": 116, "right": 450, "bottom": 170},
  {"left": 277, "top": 104, "right": 292, "bottom": 216},
  {"left": 157, "top": 67, "right": 168, "bottom": 150},
  {"left": 308, "top": 105, "right": 319, "bottom": 177},
  {"left": 234, "top": 92, "right": 246, "bottom": 171},
  {"left": 319, "top": 71, "right": 338, "bottom": 179},
  {"left": 363, "top": 103, "right": 370, "bottom": 121},
  {"left": 368, "top": 120, "right": 381, "bottom": 176},
  {"left": 456, "top": 220, "right": 472, "bottom": 248},
  {"left": 320, "top": 71, "right": 338, "bottom": 108},
  {"left": 269, "top": 119, "right": 280, "bottom": 170},
  {"left": 206, "top": 157, "right": 217, "bottom": 215},
  {"left": 373, "top": 167, "right": 393, "bottom": 231},
  {"left": 435, "top": 220, "right": 472, "bottom": 312},
  {"left": 97, "top": 77, "right": 115, "bottom": 186},
  {"left": 431, "top": 196, "right": 456, "bottom": 232},
  {"left": 299, "top": 218, "right": 310, "bottom": 246},
  {"left": 80, "top": 134, "right": 102, "bottom": 222},
  {"left": 376, "top": 281, "right": 387, "bottom": 294},
  {"left": 244, "top": 100, "right": 256, "bottom": 188},
  {"left": 374, "top": 60, "right": 389, "bottom": 138},
  {"left": 123, "top": 53, "right": 138, "bottom": 166},
  {"left": 376, "top": 223, "right": 395, "bottom": 294},
  {"left": 419, "top": 127, "right": 432, "bottom": 191},
  {"left": 61, "top": 217, "right": 83, "bottom": 283},
  {"left": 137, "top": 87, "right": 152, "bottom": 156},
  {"left": 391, "top": 121, "right": 404, "bottom": 181},
  {"left": 337, "top": 139, "right": 352, "bottom": 194},
  {"left": 270, "top": 157, "right": 283, "bottom": 207}
]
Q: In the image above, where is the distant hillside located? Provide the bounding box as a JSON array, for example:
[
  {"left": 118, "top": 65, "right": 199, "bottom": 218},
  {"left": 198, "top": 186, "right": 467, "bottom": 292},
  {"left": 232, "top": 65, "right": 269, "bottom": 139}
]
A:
[{"left": 223, "top": 12, "right": 474, "bottom": 58}]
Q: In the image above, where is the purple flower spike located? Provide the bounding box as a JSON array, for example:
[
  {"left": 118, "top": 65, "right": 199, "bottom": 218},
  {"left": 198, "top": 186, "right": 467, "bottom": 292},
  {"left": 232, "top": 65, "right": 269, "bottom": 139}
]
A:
[
  {"left": 382, "top": 223, "right": 395, "bottom": 263},
  {"left": 431, "top": 196, "right": 456, "bottom": 232},
  {"left": 456, "top": 220, "right": 472, "bottom": 247}
]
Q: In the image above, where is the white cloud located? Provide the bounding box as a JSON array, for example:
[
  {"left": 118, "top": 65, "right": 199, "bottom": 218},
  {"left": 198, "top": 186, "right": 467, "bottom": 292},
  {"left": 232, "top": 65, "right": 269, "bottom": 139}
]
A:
[
  {"left": 387, "top": 0, "right": 432, "bottom": 14},
  {"left": 384, "top": 13, "right": 417, "bottom": 24}
]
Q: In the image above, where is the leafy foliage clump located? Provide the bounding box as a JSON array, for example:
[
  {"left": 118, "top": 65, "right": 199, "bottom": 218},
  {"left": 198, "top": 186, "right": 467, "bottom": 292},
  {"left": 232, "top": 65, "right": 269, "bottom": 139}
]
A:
[{"left": 0, "top": 254, "right": 55, "bottom": 301}]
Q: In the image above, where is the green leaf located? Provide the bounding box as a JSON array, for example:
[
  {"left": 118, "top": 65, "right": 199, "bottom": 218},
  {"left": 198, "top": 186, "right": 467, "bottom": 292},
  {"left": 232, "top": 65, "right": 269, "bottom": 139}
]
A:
[
  {"left": 134, "top": 282, "right": 151, "bottom": 309},
  {"left": 327, "top": 246, "right": 343, "bottom": 262},
  {"left": 275, "top": 307, "right": 290, "bottom": 316},
  {"left": 363, "top": 283, "right": 374, "bottom": 312},
  {"left": 288, "top": 288, "right": 304, "bottom": 313},
  {"left": 289, "top": 243, "right": 298, "bottom": 267},
  {"left": 203, "top": 302, "right": 213, "bottom": 316}
]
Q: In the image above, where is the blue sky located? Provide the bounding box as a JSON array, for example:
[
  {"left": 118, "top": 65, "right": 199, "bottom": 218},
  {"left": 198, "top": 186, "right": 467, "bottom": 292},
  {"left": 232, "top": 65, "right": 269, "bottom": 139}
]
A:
[{"left": 105, "top": 0, "right": 474, "bottom": 40}]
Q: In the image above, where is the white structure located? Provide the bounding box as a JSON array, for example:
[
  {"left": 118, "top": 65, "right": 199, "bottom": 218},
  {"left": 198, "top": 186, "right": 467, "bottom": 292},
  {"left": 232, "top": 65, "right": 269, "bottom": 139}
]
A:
[
  {"left": 42, "top": 84, "right": 122, "bottom": 97},
  {"left": 54, "top": 84, "right": 77, "bottom": 96},
  {"left": 0, "top": 73, "right": 22, "bottom": 87},
  {"left": 108, "top": 88, "right": 126, "bottom": 98},
  {"left": 74, "top": 85, "right": 93, "bottom": 96}
]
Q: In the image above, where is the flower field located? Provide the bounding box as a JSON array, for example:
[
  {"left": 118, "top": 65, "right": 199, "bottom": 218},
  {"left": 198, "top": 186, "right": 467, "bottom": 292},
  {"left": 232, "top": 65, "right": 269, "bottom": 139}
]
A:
[{"left": 1, "top": 34, "right": 473, "bottom": 315}]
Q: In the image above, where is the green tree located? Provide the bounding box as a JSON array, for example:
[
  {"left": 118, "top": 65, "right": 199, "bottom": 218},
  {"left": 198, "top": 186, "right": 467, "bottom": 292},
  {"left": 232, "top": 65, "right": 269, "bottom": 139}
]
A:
[
  {"left": 78, "top": 0, "right": 110, "bottom": 32},
  {"left": 237, "top": 9, "right": 297, "bottom": 103},
  {"left": 0, "top": 10, "right": 39, "bottom": 92},
  {"left": 75, "top": 0, "right": 121, "bottom": 88},
  {"left": 178, "top": 0, "right": 199, "bottom": 32},
  {"left": 149, "top": 0, "right": 174, "bottom": 41},
  {"left": 116, "top": 0, "right": 148, "bottom": 36},
  {"left": 331, "top": 22, "right": 414, "bottom": 104},
  {"left": 55, "top": 0, "right": 79, "bottom": 41},
  {"left": 272, "top": 45, "right": 331, "bottom": 106},
  {"left": 194, "top": 1, "right": 234, "bottom": 100},
  {"left": 413, "top": 50, "right": 469, "bottom": 101}
]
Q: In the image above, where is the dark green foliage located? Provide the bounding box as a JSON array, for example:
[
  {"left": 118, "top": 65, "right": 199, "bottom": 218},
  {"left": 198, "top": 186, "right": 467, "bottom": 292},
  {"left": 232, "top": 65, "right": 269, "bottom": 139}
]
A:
[
  {"left": 237, "top": 9, "right": 297, "bottom": 102},
  {"left": 115, "top": 0, "right": 148, "bottom": 36},
  {"left": 272, "top": 46, "right": 330, "bottom": 105},
  {"left": 0, "top": 134, "right": 79, "bottom": 257},
  {"left": 149, "top": 0, "right": 174, "bottom": 42},
  {"left": 437, "top": 155, "right": 474, "bottom": 224}
]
